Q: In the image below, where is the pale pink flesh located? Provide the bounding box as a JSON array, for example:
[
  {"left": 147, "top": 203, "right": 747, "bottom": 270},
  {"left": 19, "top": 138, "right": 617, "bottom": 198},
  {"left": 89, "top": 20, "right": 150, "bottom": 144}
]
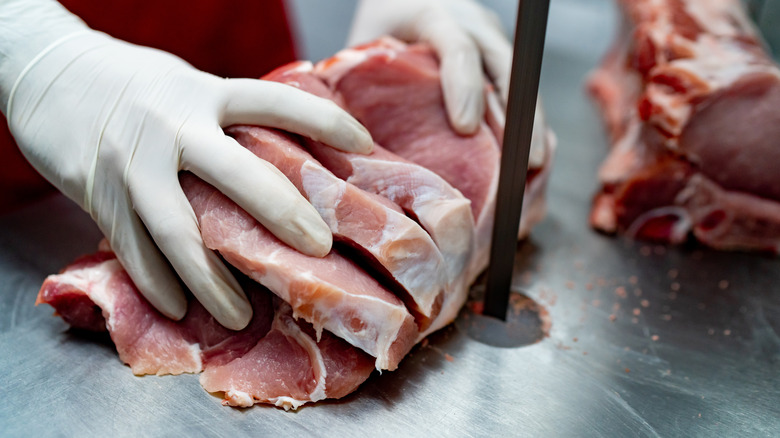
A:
[
  {"left": 261, "top": 62, "right": 476, "bottom": 283},
  {"left": 181, "top": 173, "right": 418, "bottom": 371},
  {"left": 226, "top": 125, "right": 448, "bottom": 326},
  {"left": 36, "top": 253, "right": 374, "bottom": 409}
]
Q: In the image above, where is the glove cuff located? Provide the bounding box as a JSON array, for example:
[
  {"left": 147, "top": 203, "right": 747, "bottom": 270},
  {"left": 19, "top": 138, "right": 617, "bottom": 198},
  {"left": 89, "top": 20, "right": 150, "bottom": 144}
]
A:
[{"left": 0, "top": 0, "right": 90, "bottom": 110}]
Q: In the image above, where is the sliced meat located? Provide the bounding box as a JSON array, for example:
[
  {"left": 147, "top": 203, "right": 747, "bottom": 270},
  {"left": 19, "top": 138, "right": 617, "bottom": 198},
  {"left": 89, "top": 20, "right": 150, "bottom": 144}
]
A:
[
  {"left": 588, "top": 0, "right": 780, "bottom": 253},
  {"left": 259, "top": 61, "right": 475, "bottom": 286},
  {"left": 226, "top": 126, "right": 447, "bottom": 328},
  {"left": 36, "top": 251, "right": 375, "bottom": 409},
  {"left": 312, "top": 37, "right": 555, "bottom": 281},
  {"left": 182, "top": 174, "right": 417, "bottom": 371},
  {"left": 36, "top": 37, "right": 556, "bottom": 409}
]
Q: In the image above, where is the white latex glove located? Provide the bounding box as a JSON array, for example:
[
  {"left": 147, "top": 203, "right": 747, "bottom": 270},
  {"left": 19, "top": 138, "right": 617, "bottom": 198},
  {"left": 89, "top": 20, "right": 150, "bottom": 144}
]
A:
[
  {"left": 0, "top": 0, "right": 373, "bottom": 330},
  {"left": 349, "top": 0, "right": 512, "bottom": 135}
]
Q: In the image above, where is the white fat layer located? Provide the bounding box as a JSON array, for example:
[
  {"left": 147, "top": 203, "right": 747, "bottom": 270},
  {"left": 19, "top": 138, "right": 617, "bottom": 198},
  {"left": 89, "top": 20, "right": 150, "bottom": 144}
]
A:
[
  {"left": 54, "top": 259, "right": 123, "bottom": 330},
  {"left": 347, "top": 158, "right": 475, "bottom": 281},
  {"left": 376, "top": 207, "right": 448, "bottom": 315},
  {"left": 300, "top": 160, "right": 345, "bottom": 234},
  {"left": 625, "top": 206, "right": 693, "bottom": 244},
  {"left": 302, "top": 159, "right": 446, "bottom": 317},
  {"left": 223, "top": 390, "right": 254, "bottom": 408},
  {"left": 270, "top": 396, "right": 307, "bottom": 411},
  {"left": 274, "top": 308, "right": 328, "bottom": 404},
  {"left": 292, "top": 292, "right": 409, "bottom": 370}
]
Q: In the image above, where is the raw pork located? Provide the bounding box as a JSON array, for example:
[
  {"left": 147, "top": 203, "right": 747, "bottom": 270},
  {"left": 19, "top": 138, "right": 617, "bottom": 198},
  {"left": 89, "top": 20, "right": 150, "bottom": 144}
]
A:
[
  {"left": 36, "top": 38, "right": 556, "bottom": 408},
  {"left": 588, "top": 0, "right": 780, "bottom": 252},
  {"left": 36, "top": 252, "right": 375, "bottom": 409},
  {"left": 226, "top": 126, "right": 448, "bottom": 327}
]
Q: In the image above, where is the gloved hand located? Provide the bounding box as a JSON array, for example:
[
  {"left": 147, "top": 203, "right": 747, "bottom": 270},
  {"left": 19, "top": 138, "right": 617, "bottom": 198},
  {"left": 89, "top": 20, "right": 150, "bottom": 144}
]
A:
[
  {"left": 0, "top": 0, "right": 373, "bottom": 330},
  {"left": 348, "top": 0, "right": 512, "bottom": 135}
]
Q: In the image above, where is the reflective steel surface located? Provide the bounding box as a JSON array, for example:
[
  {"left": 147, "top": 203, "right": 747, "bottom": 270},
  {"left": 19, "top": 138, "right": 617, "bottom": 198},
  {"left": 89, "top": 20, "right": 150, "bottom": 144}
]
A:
[{"left": 1, "top": 1, "right": 779, "bottom": 436}]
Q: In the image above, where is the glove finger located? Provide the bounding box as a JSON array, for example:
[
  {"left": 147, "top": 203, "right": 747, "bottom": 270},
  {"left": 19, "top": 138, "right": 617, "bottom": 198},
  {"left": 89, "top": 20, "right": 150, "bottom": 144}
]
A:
[
  {"left": 219, "top": 79, "right": 373, "bottom": 154},
  {"left": 95, "top": 195, "right": 188, "bottom": 321},
  {"left": 461, "top": 9, "right": 513, "bottom": 106},
  {"left": 127, "top": 170, "right": 253, "bottom": 331},
  {"left": 182, "top": 131, "right": 333, "bottom": 258},
  {"left": 414, "top": 13, "right": 484, "bottom": 135}
]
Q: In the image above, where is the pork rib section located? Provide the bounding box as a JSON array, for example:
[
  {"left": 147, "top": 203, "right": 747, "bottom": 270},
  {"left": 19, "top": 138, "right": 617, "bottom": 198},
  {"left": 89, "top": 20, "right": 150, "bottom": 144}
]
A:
[
  {"left": 588, "top": 0, "right": 780, "bottom": 252},
  {"left": 36, "top": 252, "right": 375, "bottom": 409}
]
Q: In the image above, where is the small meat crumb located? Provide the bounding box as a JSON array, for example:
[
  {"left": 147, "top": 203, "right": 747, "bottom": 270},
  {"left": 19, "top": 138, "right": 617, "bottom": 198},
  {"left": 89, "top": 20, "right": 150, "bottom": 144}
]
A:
[
  {"left": 633, "top": 308, "right": 641, "bottom": 316},
  {"left": 668, "top": 268, "right": 679, "bottom": 279},
  {"left": 723, "top": 329, "right": 731, "bottom": 336},
  {"left": 573, "top": 337, "right": 578, "bottom": 342},
  {"left": 585, "top": 283, "right": 594, "bottom": 291},
  {"left": 670, "top": 282, "right": 681, "bottom": 291},
  {"left": 634, "top": 288, "right": 643, "bottom": 297},
  {"left": 444, "top": 353, "right": 454, "bottom": 362},
  {"left": 640, "top": 299, "right": 650, "bottom": 308},
  {"left": 565, "top": 281, "right": 575, "bottom": 290},
  {"left": 609, "top": 314, "right": 617, "bottom": 322},
  {"left": 628, "top": 275, "right": 638, "bottom": 285},
  {"left": 615, "top": 286, "right": 628, "bottom": 298},
  {"left": 661, "top": 314, "right": 672, "bottom": 321},
  {"left": 640, "top": 246, "right": 652, "bottom": 256},
  {"left": 718, "top": 280, "right": 729, "bottom": 290},
  {"left": 651, "top": 335, "right": 659, "bottom": 341},
  {"left": 625, "top": 368, "right": 631, "bottom": 373}
]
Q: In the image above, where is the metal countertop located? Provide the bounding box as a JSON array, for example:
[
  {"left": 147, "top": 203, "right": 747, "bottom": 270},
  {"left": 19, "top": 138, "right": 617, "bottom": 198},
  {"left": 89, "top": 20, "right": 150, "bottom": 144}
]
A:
[{"left": 1, "top": 1, "right": 778, "bottom": 436}]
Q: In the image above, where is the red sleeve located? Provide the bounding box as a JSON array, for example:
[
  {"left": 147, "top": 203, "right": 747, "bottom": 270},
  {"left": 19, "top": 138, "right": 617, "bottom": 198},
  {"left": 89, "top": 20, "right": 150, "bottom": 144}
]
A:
[{"left": 0, "top": 0, "right": 297, "bottom": 214}]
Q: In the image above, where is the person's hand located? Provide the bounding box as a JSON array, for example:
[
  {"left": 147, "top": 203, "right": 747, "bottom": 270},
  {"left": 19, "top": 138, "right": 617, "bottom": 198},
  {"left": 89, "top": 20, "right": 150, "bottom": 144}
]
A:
[
  {"left": 348, "top": 0, "right": 512, "bottom": 135},
  {"left": 0, "top": 0, "right": 373, "bottom": 330}
]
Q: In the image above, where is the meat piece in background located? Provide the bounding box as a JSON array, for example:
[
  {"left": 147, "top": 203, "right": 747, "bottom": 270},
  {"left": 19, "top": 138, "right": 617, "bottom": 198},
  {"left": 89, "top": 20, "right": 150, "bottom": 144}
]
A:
[{"left": 588, "top": 0, "right": 780, "bottom": 252}]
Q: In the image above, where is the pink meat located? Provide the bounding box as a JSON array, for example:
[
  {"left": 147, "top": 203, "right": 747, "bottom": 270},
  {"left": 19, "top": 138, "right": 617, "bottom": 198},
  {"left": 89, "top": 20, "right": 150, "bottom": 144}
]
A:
[
  {"left": 36, "top": 37, "right": 556, "bottom": 409},
  {"left": 588, "top": 0, "right": 780, "bottom": 252},
  {"left": 312, "top": 38, "right": 555, "bottom": 282},
  {"left": 226, "top": 126, "right": 448, "bottom": 327},
  {"left": 36, "top": 252, "right": 374, "bottom": 409},
  {"left": 182, "top": 174, "right": 417, "bottom": 371},
  {"left": 260, "top": 62, "right": 476, "bottom": 285}
]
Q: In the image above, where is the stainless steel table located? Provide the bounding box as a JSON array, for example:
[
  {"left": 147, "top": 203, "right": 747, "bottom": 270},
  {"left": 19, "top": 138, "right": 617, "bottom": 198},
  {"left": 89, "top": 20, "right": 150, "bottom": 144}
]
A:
[{"left": 1, "top": 1, "right": 778, "bottom": 436}]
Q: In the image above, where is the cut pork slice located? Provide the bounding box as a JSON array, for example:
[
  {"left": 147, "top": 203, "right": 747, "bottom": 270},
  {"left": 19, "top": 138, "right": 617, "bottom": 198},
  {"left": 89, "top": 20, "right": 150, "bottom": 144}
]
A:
[
  {"left": 588, "top": 0, "right": 780, "bottom": 252},
  {"left": 313, "top": 37, "right": 555, "bottom": 281},
  {"left": 226, "top": 126, "right": 448, "bottom": 328},
  {"left": 36, "top": 37, "right": 556, "bottom": 409},
  {"left": 182, "top": 174, "right": 417, "bottom": 371},
  {"left": 36, "top": 252, "right": 376, "bottom": 409},
  {"left": 258, "top": 61, "right": 475, "bottom": 285}
]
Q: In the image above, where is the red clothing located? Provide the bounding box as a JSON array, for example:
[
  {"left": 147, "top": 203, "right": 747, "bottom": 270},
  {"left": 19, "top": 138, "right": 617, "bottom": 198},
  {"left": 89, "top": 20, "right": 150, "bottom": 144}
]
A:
[{"left": 0, "top": 0, "right": 296, "bottom": 213}]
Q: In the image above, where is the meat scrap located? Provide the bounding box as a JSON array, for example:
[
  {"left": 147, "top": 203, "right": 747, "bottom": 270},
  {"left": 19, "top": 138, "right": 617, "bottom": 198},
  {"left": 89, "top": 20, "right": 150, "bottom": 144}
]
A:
[
  {"left": 588, "top": 0, "right": 780, "bottom": 252},
  {"left": 36, "top": 38, "right": 556, "bottom": 408}
]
